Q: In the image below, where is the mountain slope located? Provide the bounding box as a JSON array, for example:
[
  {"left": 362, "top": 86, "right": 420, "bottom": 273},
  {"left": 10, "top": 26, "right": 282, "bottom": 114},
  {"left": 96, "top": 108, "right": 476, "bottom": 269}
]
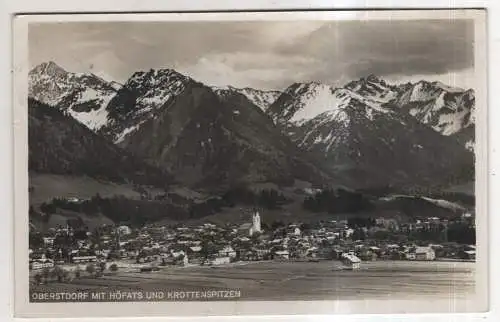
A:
[
  {"left": 268, "top": 82, "right": 474, "bottom": 189},
  {"left": 103, "top": 73, "right": 332, "bottom": 189},
  {"left": 28, "top": 62, "right": 119, "bottom": 131},
  {"left": 268, "top": 82, "right": 339, "bottom": 125},
  {"left": 28, "top": 98, "right": 173, "bottom": 188},
  {"left": 390, "top": 80, "right": 475, "bottom": 138},
  {"left": 100, "top": 69, "right": 192, "bottom": 143}
]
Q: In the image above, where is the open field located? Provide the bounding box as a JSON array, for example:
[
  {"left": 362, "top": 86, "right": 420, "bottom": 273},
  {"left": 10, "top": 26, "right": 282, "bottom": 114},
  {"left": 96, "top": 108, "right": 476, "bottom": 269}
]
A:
[
  {"left": 29, "top": 174, "right": 144, "bottom": 206},
  {"left": 31, "top": 260, "right": 475, "bottom": 302}
]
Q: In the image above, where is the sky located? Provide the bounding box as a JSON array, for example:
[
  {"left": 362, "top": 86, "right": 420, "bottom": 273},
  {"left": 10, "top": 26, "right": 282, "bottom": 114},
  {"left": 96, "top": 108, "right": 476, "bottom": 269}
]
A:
[{"left": 29, "top": 19, "right": 475, "bottom": 91}]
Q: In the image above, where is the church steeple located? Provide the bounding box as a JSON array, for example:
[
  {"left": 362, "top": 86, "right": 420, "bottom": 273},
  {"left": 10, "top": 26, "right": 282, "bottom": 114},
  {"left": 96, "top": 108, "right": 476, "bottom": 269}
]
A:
[{"left": 252, "top": 211, "right": 261, "bottom": 234}]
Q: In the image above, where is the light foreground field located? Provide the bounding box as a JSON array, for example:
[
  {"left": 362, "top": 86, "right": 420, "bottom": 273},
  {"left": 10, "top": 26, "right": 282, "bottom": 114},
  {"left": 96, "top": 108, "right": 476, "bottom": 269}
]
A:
[{"left": 31, "top": 260, "right": 475, "bottom": 302}]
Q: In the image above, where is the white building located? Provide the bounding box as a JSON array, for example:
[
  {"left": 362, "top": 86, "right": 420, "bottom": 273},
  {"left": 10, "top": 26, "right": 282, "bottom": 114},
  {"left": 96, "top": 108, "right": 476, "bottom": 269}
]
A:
[
  {"left": 238, "top": 211, "right": 262, "bottom": 236},
  {"left": 407, "top": 246, "right": 436, "bottom": 261},
  {"left": 344, "top": 228, "right": 354, "bottom": 238},
  {"left": 341, "top": 253, "right": 361, "bottom": 270},
  {"left": 251, "top": 211, "right": 261, "bottom": 235},
  {"left": 218, "top": 246, "right": 237, "bottom": 259},
  {"left": 209, "top": 256, "right": 230, "bottom": 266},
  {"left": 30, "top": 258, "right": 55, "bottom": 270},
  {"left": 117, "top": 225, "right": 132, "bottom": 236},
  {"left": 273, "top": 250, "right": 290, "bottom": 260}
]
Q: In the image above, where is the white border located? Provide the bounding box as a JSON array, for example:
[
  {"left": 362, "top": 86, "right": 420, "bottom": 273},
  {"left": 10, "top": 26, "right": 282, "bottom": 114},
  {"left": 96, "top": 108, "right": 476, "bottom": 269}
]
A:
[
  {"left": 12, "top": 9, "right": 489, "bottom": 318},
  {"left": 1, "top": 1, "right": 498, "bottom": 322}
]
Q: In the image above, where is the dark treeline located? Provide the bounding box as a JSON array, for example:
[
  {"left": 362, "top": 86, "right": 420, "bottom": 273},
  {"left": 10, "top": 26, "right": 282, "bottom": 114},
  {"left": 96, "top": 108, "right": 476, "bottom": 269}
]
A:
[
  {"left": 189, "top": 187, "right": 290, "bottom": 218},
  {"left": 346, "top": 218, "right": 475, "bottom": 245},
  {"left": 446, "top": 222, "right": 476, "bottom": 245},
  {"left": 348, "top": 217, "right": 377, "bottom": 228},
  {"left": 36, "top": 186, "right": 292, "bottom": 226},
  {"left": 303, "top": 188, "right": 374, "bottom": 214},
  {"left": 221, "top": 186, "right": 290, "bottom": 209},
  {"left": 39, "top": 194, "right": 188, "bottom": 227}
]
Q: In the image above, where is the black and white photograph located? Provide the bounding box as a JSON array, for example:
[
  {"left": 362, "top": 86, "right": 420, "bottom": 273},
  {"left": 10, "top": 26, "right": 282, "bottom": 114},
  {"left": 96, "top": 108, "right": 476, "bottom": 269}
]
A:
[{"left": 12, "top": 9, "right": 488, "bottom": 317}]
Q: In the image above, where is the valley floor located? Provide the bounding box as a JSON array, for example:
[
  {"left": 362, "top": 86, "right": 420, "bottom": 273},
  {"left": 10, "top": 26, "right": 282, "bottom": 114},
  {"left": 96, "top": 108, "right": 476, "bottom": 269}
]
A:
[{"left": 30, "top": 260, "right": 477, "bottom": 312}]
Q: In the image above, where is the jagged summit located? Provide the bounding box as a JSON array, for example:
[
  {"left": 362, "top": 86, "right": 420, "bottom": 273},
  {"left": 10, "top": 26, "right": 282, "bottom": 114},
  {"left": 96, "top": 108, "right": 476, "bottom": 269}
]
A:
[
  {"left": 127, "top": 68, "right": 190, "bottom": 83},
  {"left": 268, "top": 74, "right": 475, "bottom": 146},
  {"left": 211, "top": 85, "right": 282, "bottom": 112},
  {"left": 28, "top": 61, "right": 120, "bottom": 131},
  {"left": 30, "top": 61, "right": 68, "bottom": 76},
  {"left": 100, "top": 68, "right": 195, "bottom": 143}
]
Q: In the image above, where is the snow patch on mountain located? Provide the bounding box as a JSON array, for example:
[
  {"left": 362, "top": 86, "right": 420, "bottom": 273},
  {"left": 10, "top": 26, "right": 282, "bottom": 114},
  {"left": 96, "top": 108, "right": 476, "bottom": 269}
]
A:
[
  {"left": 114, "top": 121, "right": 146, "bottom": 144},
  {"left": 66, "top": 88, "right": 114, "bottom": 131},
  {"left": 465, "top": 140, "right": 475, "bottom": 152},
  {"left": 124, "top": 70, "right": 189, "bottom": 113},
  {"left": 211, "top": 86, "right": 281, "bottom": 111},
  {"left": 102, "top": 69, "right": 193, "bottom": 142},
  {"left": 380, "top": 195, "right": 467, "bottom": 212},
  {"left": 289, "top": 84, "right": 340, "bottom": 122},
  {"left": 236, "top": 88, "right": 281, "bottom": 111},
  {"left": 68, "top": 106, "right": 109, "bottom": 131},
  {"left": 345, "top": 75, "right": 399, "bottom": 103},
  {"left": 421, "top": 196, "right": 466, "bottom": 211},
  {"left": 109, "top": 81, "right": 123, "bottom": 91},
  {"left": 436, "top": 109, "right": 470, "bottom": 135},
  {"left": 398, "top": 82, "right": 475, "bottom": 139},
  {"left": 271, "top": 81, "right": 394, "bottom": 127},
  {"left": 409, "top": 82, "right": 431, "bottom": 102},
  {"left": 28, "top": 62, "right": 119, "bottom": 131},
  {"left": 432, "top": 81, "right": 465, "bottom": 93}
]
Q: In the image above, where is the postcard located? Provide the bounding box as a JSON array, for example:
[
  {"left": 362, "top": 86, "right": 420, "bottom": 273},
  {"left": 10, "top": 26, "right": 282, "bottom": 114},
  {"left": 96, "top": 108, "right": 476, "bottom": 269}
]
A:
[{"left": 12, "top": 9, "right": 488, "bottom": 317}]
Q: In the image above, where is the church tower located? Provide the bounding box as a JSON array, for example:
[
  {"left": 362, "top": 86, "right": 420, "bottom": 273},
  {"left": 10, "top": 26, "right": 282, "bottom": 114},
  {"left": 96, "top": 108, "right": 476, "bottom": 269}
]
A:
[{"left": 252, "top": 211, "right": 261, "bottom": 234}]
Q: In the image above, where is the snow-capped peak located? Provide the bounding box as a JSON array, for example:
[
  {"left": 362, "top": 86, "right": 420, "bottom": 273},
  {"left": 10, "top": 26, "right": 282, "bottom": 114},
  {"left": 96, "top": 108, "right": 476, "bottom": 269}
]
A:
[
  {"left": 118, "top": 68, "right": 192, "bottom": 113},
  {"left": 391, "top": 79, "right": 475, "bottom": 142},
  {"left": 211, "top": 85, "right": 281, "bottom": 111},
  {"left": 109, "top": 81, "right": 123, "bottom": 91},
  {"left": 269, "top": 81, "right": 393, "bottom": 125},
  {"left": 30, "top": 61, "right": 68, "bottom": 79},
  {"left": 28, "top": 61, "right": 120, "bottom": 131},
  {"left": 345, "top": 74, "right": 398, "bottom": 103},
  {"left": 431, "top": 81, "right": 465, "bottom": 93},
  {"left": 271, "top": 82, "right": 338, "bottom": 122},
  {"left": 233, "top": 87, "right": 282, "bottom": 111},
  {"left": 102, "top": 68, "right": 195, "bottom": 143}
]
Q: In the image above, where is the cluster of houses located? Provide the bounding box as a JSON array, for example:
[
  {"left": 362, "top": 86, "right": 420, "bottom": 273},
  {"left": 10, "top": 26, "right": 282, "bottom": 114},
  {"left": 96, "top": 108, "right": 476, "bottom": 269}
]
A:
[{"left": 29, "top": 210, "right": 476, "bottom": 271}]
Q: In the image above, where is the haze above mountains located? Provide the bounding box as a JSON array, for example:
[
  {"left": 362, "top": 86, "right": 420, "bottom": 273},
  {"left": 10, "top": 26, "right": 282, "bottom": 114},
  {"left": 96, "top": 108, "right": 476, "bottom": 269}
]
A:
[{"left": 28, "top": 61, "right": 475, "bottom": 201}]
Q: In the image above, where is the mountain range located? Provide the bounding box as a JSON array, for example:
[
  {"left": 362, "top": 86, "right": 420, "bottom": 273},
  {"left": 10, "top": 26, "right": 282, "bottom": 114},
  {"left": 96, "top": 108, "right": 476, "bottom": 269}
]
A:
[
  {"left": 266, "top": 77, "right": 474, "bottom": 188},
  {"left": 28, "top": 62, "right": 476, "bottom": 223}
]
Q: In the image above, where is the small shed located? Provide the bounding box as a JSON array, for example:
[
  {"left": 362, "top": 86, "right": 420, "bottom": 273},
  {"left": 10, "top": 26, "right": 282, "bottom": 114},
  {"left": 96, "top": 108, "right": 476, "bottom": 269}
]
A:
[{"left": 341, "top": 253, "right": 361, "bottom": 270}]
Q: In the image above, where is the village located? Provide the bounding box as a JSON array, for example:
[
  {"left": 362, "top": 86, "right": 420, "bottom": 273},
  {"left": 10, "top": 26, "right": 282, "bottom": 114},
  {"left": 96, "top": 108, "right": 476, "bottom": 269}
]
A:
[{"left": 28, "top": 209, "right": 476, "bottom": 284}]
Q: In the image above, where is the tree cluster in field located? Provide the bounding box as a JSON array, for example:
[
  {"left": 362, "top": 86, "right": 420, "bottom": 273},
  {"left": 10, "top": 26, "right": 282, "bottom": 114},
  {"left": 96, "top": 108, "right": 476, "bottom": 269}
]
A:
[
  {"left": 344, "top": 217, "right": 475, "bottom": 245},
  {"left": 303, "top": 188, "right": 374, "bottom": 214},
  {"left": 32, "top": 262, "right": 119, "bottom": 286}
]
